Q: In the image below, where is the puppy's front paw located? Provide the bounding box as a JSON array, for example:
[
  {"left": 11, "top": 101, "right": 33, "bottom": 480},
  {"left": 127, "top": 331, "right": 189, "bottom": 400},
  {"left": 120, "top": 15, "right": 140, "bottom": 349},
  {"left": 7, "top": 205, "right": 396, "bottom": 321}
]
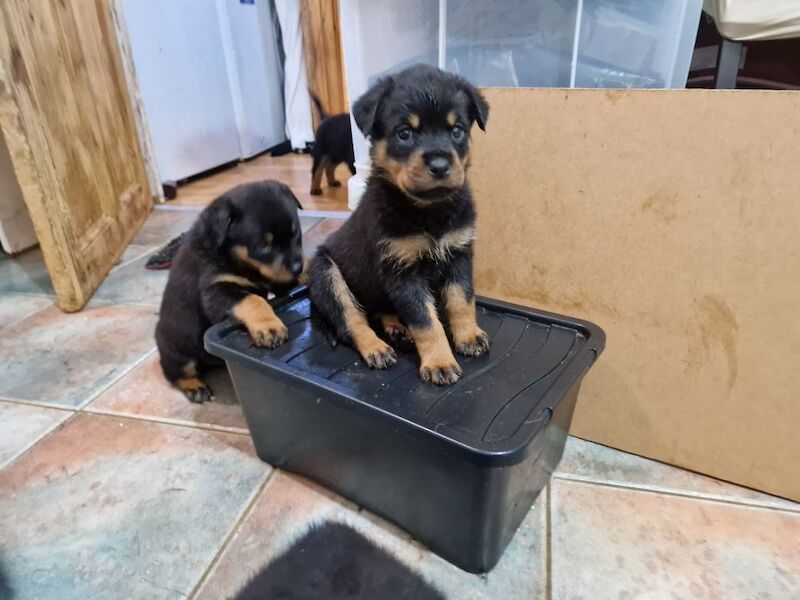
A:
[
  {"left": 248, "top": 318, "right": 289, "bottom": 349},
  {"left": 329, "top": 180, "right": 341, "bottom": 187},
  {"left": 360, "top": 339, "right": 397, "bottom": 370},
  {"left": 310, "top": 188, "right": 323, "bottom": 196},
  {"left": 454, "top": 329, "right": 490, "bottom": 357},
  {"left": 177, "top": 378, "right": 213, "bottom": 404},
  {"left": 419, "top": 358, "right": 462, "bottom": 385}
]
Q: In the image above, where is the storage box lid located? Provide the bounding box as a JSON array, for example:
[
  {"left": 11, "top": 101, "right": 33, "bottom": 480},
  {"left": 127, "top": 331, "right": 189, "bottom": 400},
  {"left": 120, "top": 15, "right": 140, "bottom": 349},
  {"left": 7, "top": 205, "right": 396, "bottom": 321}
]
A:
[{"left": 205, "top": 289, "right": 604, "bottom": 464}]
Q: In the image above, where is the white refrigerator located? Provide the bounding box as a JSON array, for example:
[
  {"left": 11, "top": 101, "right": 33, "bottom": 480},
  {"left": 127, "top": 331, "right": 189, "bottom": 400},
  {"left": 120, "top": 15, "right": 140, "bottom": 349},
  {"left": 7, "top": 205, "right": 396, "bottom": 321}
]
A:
[{"left": 122, "top": 0, "right": 286, "bottom": 183}]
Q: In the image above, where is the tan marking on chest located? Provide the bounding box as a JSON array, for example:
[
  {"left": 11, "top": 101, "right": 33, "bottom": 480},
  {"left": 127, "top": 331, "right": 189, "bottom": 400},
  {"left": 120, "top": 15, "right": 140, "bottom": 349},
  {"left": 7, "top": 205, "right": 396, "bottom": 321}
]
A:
[
  {"left": 380, "top": 225, "right": 476, "bottom": 268},
  {"left": 213, "top": 273, "right": 256, "bottom": 288}
]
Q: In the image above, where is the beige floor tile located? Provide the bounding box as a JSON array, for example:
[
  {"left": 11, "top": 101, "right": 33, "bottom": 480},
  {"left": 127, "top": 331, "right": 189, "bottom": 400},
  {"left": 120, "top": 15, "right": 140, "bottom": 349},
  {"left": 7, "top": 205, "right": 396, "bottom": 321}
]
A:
[
  {"left": 88, "top": 353, "right": 247, "bottom": 432},
  {"left": 550, "top": 479, "right": 800, "bottom": 599},
  {"left": 196, "top": 470, "right": 548, "bottom": 600},
  {"left": 0, "top": 304, "right": 157, "bottom": 407},
  {"left": 557, "top": 436, "right": 799, "bottom": 511},
  {"left": 0, "top": 401, "right": 71, "bottom": 468}
]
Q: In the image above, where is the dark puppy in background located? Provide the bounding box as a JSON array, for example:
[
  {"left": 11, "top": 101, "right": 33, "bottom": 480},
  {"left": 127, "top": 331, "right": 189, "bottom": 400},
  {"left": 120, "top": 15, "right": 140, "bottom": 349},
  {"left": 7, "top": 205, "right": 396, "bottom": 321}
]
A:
[
  {"left": 156, "top": 181, "right": 304, "bottom": 402},
  {"left": 309, "top": 94, "right": 355, "bottom": 195},
  {"left": 308, "top": 65, "right": 489, "bottom": 385}
]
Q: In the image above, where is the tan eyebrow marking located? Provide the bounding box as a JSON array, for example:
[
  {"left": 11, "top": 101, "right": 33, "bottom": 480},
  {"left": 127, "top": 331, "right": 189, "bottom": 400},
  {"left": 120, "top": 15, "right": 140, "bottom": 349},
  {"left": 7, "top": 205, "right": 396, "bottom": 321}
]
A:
[
  {"left": 408, "top": 113, "right": 420, "bottom": 129},
  {"left": 447, "top": 111, "right": 457, "bottom": 126}
]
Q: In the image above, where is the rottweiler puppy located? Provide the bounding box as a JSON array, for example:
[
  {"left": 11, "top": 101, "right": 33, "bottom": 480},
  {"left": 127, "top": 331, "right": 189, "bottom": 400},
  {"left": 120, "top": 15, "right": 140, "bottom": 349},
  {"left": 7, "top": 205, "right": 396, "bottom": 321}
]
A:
[
  {"left": 155, "top": 181, "right": 304, "bottom": 402},
  {"left": 308, "top": 65, "right": 489, "bottom": 385},
  {"left": 310, "top": 94, "right": 356, "bottom": 195}
]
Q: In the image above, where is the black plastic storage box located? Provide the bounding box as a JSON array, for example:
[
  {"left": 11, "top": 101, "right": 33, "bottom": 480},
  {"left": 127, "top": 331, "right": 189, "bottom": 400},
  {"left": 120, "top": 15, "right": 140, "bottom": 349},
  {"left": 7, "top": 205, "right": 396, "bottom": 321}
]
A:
[{"left": 205, "top": 288, "right": 604, "bottom": 573}]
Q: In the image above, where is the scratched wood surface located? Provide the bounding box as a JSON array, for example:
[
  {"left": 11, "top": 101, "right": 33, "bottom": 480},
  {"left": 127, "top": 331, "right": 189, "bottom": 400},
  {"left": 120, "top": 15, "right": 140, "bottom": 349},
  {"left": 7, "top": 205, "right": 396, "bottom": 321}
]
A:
[
  {"left": 0, "top": 0, "right": 152, "bottom": 311},
  {"left": 301, "top": 0, "right": 348, "bottom": 128}
]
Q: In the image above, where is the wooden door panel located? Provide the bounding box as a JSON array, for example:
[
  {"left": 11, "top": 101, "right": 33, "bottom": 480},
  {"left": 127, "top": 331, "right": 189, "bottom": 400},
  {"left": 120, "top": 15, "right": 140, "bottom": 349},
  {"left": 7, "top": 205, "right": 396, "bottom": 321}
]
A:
[
  {"left": 301, "top": 0, "right": 348, "bottom": 127},
  {"left": 0, "top": 0, "right": 152, "bottom": 311}
]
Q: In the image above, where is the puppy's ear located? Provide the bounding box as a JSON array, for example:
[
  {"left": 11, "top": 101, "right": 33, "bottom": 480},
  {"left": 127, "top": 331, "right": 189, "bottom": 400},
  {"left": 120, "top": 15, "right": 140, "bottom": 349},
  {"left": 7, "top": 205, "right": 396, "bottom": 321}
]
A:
[
  {"left": 352, "top": 77, "right": 393, "bottom": 138},
  {"left": 202, "top": 195, "right": 238, "bottom": 249},
  {"left": 460, "top": 80, "right": 489, "bottom": 131}
]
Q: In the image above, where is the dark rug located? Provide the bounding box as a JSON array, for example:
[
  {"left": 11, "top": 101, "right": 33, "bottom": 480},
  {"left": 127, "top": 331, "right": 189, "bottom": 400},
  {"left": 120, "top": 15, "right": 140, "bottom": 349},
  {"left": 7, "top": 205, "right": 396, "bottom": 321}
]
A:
[{"left": 232, "top": 522, "right": 444, "bottom": 600}]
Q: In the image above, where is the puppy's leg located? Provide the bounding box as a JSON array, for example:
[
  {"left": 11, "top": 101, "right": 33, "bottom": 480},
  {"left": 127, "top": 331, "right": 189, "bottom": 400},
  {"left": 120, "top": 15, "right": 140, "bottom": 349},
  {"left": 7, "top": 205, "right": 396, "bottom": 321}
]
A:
[
  {"left": 310, "top": 155, "right": 328, "bottom": 195},
  {"left": 442, "top": 251, "right": 489, "bottom": 357},
  {"left": 325, "top": 161, "right": 340, "bottom": 187},
  {"left": 232, "top": 295, "right": 289, "bottom": 348},
  {"left": 386, "top": 275, "right": 461, "bottom": 385},
  {"left": 160, "top": 353, "right": 212, "bottom": 403},
  {"left": 309, "top": 255, "right": 396, "bottom": 369},
  {"left": 202, "top": 279, "right": 288, "bottom": 348}
]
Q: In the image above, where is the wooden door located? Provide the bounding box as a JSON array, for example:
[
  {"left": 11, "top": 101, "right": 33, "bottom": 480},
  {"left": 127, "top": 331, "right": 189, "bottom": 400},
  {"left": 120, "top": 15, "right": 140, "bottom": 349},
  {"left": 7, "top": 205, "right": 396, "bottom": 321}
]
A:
[
  {"left": 0, "top": 0, "right": 153, "bottom": 311},
  {"left": 301, "top": 0, "right": 348, "bottom": 127}
]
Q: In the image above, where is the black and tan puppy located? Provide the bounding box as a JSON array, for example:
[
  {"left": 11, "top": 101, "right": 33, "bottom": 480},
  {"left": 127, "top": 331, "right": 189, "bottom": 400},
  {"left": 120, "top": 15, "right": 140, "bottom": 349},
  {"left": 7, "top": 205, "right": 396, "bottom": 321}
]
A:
[
  {"left": 308, "top": 65, "right": 489, "bottom": 385},
  {"left": 309, "top": 94, "right": 356, "bottom": 195},
  {"left": 156, "top": 181, "right": 304, "bottom": 402}
]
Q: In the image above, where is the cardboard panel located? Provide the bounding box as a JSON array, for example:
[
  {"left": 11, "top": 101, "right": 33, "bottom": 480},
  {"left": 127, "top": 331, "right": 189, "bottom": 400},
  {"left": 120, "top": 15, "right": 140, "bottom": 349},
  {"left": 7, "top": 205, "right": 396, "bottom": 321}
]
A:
[{"left": 470, "top": 88, "right": 800, "bottom": 501}]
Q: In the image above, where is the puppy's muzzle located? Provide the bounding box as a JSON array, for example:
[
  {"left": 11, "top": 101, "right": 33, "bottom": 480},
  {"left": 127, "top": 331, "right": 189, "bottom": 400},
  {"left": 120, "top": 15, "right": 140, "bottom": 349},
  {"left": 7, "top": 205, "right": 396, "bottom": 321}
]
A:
[{"left": 425, "top": 153, "right": 451, "bottom": 180}]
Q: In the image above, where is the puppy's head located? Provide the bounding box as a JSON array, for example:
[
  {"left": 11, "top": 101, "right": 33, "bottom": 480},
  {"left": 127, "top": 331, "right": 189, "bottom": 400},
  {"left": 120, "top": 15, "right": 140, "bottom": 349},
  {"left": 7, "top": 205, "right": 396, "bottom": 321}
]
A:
[
  {"left": 353, "top": 64, "right": 489, "bottom": 204},
  {"left": 200, "top": 180, "right": 304, "bottom": 284}
]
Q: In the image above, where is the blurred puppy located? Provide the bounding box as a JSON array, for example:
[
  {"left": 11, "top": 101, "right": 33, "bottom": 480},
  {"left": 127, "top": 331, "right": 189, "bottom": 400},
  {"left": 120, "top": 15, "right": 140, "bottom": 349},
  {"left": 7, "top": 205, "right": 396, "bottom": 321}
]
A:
[
  {"left": 156, "top": 181, "right": 304, "bottom": 402},
  {"left": 309, "top": 94, "right": 355, "bottom": 195},
  {"left": 308, "top": 65, "right": 490, "bottom": 385}
]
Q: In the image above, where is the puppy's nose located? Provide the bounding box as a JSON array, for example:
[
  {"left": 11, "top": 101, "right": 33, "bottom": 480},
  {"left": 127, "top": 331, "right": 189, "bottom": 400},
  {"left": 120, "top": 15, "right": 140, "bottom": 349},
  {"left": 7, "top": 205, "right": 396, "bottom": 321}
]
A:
[
  {"left": 426, "top": 156, "right": 451, "bottom": 179},
  {"left": 290, "top": 258, "right": 304, "bottom": 276}
]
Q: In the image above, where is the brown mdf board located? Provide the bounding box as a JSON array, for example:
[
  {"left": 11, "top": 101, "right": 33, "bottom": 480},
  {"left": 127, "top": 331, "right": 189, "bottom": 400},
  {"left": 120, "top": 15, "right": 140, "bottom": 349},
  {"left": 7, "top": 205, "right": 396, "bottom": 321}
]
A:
[
  {"left": 470, "top": 88, "right": 800, "bottom": 501},
  {"left": 0, "top": 0, "right": 152, "bottom": 311}
]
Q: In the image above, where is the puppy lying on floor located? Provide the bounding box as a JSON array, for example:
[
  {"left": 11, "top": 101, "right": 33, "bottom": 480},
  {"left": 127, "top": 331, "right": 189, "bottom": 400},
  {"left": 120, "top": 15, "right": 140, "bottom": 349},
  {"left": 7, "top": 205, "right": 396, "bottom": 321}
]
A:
[
  {"left": 156, "top": 181, "right": 304, "bottom": 402},
  {"left": 309, "top": 94, "right": 355, "bottom": 195},
  {"left": 308, "top": 65, "right": 490, "bottom": 385}
]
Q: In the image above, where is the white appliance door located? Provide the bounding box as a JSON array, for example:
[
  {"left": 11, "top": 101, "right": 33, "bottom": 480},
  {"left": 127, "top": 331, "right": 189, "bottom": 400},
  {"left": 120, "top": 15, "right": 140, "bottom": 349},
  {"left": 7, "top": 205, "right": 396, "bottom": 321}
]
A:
[
  {"left": 218, "top": 0, "right": 286, "bottom": 158},
  {"left": 122, "top": 0, "right": 241, "bottom": 182}
]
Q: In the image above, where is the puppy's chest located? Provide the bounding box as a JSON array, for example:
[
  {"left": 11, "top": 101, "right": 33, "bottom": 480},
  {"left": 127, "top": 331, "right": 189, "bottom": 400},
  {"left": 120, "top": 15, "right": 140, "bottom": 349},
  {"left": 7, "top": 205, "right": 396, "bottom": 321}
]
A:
[{"left": 378, "top": 224, "right": 475, "bottom": 268}]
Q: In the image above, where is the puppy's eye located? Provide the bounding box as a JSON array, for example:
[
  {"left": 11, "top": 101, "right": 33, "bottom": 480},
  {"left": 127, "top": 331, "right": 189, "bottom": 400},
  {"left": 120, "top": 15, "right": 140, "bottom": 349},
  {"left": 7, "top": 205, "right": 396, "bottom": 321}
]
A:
[
  {"left": 451, "top": 125, "right": 464, "bottom": 141},
  {"left": 396, "top": 127, "right": 412, "bottom": 142}
]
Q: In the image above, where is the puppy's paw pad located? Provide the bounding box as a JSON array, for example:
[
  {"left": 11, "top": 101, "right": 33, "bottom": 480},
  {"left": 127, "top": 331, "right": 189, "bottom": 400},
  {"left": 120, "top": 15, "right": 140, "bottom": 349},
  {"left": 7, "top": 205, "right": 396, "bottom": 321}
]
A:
[
  {"left": 310, "top": 188, "right": 323, "bottom": 196},
  {"left": 249, "top": 319, "right": 289, "bottom": 349},
  {"left": 419, "top": 360, "right": 462, "bottom": 386},
  {"left": 362, "top": 342, "right": 397, "bottom": 370},
  {"left": 455, "top": 330, "right": 490, "bottom": 357}
]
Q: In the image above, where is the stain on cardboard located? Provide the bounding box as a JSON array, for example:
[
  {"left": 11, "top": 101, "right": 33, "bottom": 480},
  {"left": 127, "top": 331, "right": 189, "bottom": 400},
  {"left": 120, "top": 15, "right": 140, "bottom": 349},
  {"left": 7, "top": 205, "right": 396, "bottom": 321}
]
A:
[
  {"left": 687, "top": 295, "right": 739, "bottom": 389},
  {"left": 640, "top": 191, "right": 678, "bottom": 224}
]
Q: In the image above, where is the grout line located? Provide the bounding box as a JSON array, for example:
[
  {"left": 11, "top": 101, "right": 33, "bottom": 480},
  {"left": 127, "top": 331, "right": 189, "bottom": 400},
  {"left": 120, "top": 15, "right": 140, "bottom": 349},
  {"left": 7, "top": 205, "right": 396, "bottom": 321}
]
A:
[
  {"left": 0, "top": 396, "right": 82, "bottom": 412},
  {"left": 0, "top": 410, "right": 80, "bottom": 471},
  {"left": 152, "top": 204, "right": 203, "bottom": 212},
  {"left": 0, "top": 397, "right": 77, "bottom": 413},
  {"left": 0, "top": 297, "right": 56, "bottom": 330},
  {"left": 545, "top": 483, "right": 553, "bottom": 600},
  {"left": 78, "top": 409, "right": 252, "bottom": 437},
  {"left": 298, "top": 209, "right": 350, "bottom": 219},
  {"left": 188, "top": 467, "right": 277, "bottom": 599},
  {"left": 83, "top": 407, "right": 250, "bottom": 436},
  {"left": 552, "top": 473, "right": 800, "bottom": 514},
  {"left": 111, "top": 245, "right": 158, "bottom": 272},
  {"left": 78, "top": 348, "right": 159, "bottom": 411}
]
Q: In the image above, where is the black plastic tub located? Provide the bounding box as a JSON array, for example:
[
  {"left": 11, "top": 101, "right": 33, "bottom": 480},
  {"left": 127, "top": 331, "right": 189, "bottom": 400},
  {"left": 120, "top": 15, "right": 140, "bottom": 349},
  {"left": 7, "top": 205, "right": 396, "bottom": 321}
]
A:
[{"left": 205, "top": 288, "right": 604, "bottom": 573}]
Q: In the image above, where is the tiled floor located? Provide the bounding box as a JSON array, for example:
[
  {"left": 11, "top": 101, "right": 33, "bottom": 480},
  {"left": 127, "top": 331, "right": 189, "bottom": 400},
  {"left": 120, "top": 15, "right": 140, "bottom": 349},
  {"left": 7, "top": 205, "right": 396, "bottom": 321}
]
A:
[{"left": 0, "top": 211, "right": 797, "bottom": 599}]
